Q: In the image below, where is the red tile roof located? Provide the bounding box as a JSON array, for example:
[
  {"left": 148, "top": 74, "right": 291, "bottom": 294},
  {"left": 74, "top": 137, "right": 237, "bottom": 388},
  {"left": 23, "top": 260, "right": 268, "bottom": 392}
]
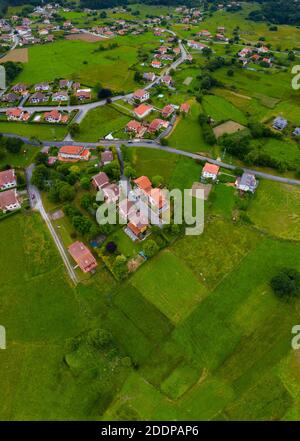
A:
[
  {"left": 68, "top": 241, "right": 97, "bottom": 273},
  {"left": 202, "top": 162, "right": 220, "bottom": 175},
  {"left": 133, "top": 176, "right": 152, "bottom": 193},
  {"left": 0, "top": 169, "right": 15, "bottom": 187}
]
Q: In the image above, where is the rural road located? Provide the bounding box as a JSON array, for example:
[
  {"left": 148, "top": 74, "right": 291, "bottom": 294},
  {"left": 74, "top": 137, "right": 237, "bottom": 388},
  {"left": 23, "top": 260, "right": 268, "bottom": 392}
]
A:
[{"left": 26, "top": 164, "right": 79, "bottom": 285}]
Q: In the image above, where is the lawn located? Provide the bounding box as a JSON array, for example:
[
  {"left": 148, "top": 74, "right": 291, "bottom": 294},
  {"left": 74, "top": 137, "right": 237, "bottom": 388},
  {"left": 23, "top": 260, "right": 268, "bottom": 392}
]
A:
[
  {"left": 131, "top": 250, "right": 208, "bottom": 324},
  {"left": 0, "top": 121, "right": 68, "bottom": 141},
  {"left": 0, "top": 145, "right": 38, "bottom": 168},
  {"left": 202, "top": 95, "right": 248, "bottom": 125},
  {"left": 74, "top": 104, "right": 131, "bottom": 142}
]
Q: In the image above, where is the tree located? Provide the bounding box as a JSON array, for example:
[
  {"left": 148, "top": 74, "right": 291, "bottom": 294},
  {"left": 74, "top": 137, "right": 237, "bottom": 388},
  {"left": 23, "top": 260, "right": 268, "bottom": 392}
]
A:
[
  {"left": 34, "top": 152, "right": 48, "bottom": 165},
  {"left": 31, "top": 164, "right": 49, "bottom": 190},
  {"left": 5, "top": 137, "right": 23, "bottom": 154},
  {"left": 124, "top": 165, "right": 136, "bottom": 178},
  {"left": 271, "top": 268, "right": 300, "bottom": 300},
  {"left": 152, "top": 175, "right": 164, "bottom": 187},
  {"left": 59, "top": 182, "right": 76, "bottom": 202},
  {"left": 97, "top": 87, "right": 112, "bottom": 99},
  {"left": 80, "top": 194, "right": 93, "bottom": 210},
  {"left": 103, "top": 160, "right": 120, "bottom": 180},
  {"left": 112, "top": 255, "right": 127, "bottom": 280},
  {"left": 80, "top": 176, "right": 91, "bottom": 190},
  {"left": 106, "top": 241, "right": 117, "bottom": 253},
  {"left": 143, "top": 239, "right": 159, "bottom": 258},
  {"left": 69, "top": 123, "right": 80, "bottom": 137}
]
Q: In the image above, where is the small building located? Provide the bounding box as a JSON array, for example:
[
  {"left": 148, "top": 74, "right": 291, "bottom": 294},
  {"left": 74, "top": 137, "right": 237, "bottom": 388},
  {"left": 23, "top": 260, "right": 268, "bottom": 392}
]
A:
[
  {"left": 6, "top": 108, "right": 30, "bottom": 121},
  {"left": 52, "top": 91, "right": 69, "bottom": 102},
  {"left": 102, "top": 183, "right": 120, "bottom": 203},
  {"left": 11, "top": 83, "right": 27, "bottom": 94},
  {"left": 101, "top": 150, "right": 113, "bottom": 165},
  {"left": 235, "top": 172, "right": 257, "bottom": 193},
  {"left": 273, "top": 116, "right": 288, "bottom": 131},
  {"left": 201, "top": 163, "right": 220, "bottom": 181},
  {"left": 35, "top": 82, "right": 50, "bottom": 91},
  {"left": 59, "top": 79, "right": 72, "bottom": 89},
  {"left": 143, "top": 72, "right": 156, "bottom": 82},
  {"left": 0, "top": 189, "right": 21, "bottom": 213},
  {"left": 161, "top": 104, "right": 175, "bottom": 119},
  {"left": 293, "top": 127, "right": 300, "bottom": 136},
  {"left": 29, "top": 92, "right": 48, "bottom": 104},
  {"left": 0, "top": 169, "right": 17, "bottom": 190},
  {"left": 92, "top": 172, "right": 109, "bottom": 190},
  {"left": 161, "top": 75, "right": 172, "bottom": 86},
  {"left": 75, "top": 89, "right": 91, "bottom": 101},
  {"left": 134, "top": 104, "right": 153, "bottom": 119},
  {"left": 68, "top": 241, "right": 98, "bottom": 273},
  {"left": 44, "top": 110, "right": 62, "bottom": 123},
  {"left": 126, "top": 212, "right": 149, "bottom": 241},
  {"left": 180, "top": 102, "right": 190, "bottom": 114},
  {"left": 151, "top": 59, "right": 162, "bottom": 69},
  {"left": 58, "top": 145, "right": 90, "bottom": 162},
  {"left": 119, "top": 198, "right": 136, "bottom": 220},
  {"left": 133, "top": 89, "right": 150, "bottom": 103}
]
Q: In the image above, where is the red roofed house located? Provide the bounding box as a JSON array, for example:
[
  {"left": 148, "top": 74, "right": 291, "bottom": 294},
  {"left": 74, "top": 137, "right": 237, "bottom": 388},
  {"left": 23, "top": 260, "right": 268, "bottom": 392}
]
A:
[
  {"left": 134, "top": 175, "right": 168, "bottom": 212},
  {"left": 148, "top": 118, "right": 168, "bottom": 133},
  {"left": 126, "top": 120, "right": 147, "bottom": 137},
  {"left": 133, "top": 175, "right": 152, "bottom": 194},
  {"left": 92, "top": 172, "right": 109, "bottom": 190},
  {"left": 133, "top": 89, "right": 150, "bottom": 103},
  {"left": 148, "top": 187, "right": 167, "bottom": 210},
  {"left": 68, "top": 241, "right": 98, "bottom": 273},
  {"left": 180, "top": 102, "right": 190, "bottom": 114},
  {"left": 101, "top": 150, "right": 113, "bottom": 165},
  {"left": 151, "top": 59, "right": 162, "bottom": 68},
  {"left": 161, "top": 104, "right": 175, "bottom": 119},
  {"left": 44, "top": 109, "right": 62, "bottom": 123},
  {"left": 58, "top": 145, "right": 90, "bottom": 162},
  {"left": 161, "top": 75, "right": 172, "bottom": 86},
  {"left": 6, "top": 108, "right": 30, "bottom": 121},
  {"left": 102, "top": 183, "right": 119, "bottom": 203},
  {"left": 0, "top": 189, "right": 21, "bottom": 213},
  {"left": 75, "top": 89, "right": 91, "bottom": 100},
  {"left": 134, "top": 104, "right": 153, "bottom": 119},
  {"left": 201, "top": 162, "right": 220, "bottom": 181},
  {"left": 0, "top": 168, "right": 17, "bottom": 190}
]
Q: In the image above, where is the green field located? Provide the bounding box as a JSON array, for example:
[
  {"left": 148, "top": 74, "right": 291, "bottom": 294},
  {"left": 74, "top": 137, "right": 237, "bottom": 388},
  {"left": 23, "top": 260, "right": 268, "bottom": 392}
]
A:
[
  {"left": 16, "top": 33, "right": 160, "bottom": 92},
  {"left": 0, "top": 121, "right": 68, "bottom": 141}
]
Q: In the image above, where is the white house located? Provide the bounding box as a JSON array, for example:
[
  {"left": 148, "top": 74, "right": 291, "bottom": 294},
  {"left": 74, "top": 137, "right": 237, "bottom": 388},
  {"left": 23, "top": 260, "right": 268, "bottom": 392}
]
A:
[{"left": 0, "top": 169, "right": 17, "bottom": 190}]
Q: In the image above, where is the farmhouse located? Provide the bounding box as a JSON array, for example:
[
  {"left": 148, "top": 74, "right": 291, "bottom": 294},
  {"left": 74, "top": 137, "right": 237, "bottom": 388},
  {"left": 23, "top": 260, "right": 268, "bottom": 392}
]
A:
[
  {"left": 102, "top": 183, "right": 120, "bottom": 203},
  {"left": 34, "top": 82, "right": 50, "bottom": 91},
  {"left": 75, "top": 89, "right": 91, "bottom": 100},
  {"left": 201, "top": 163, "right": 220, "bottom": 181},
  {"left": 6, "top": 108, "right": 30, "bottom": 121},
  {"left": 0, "top": 189, "right": 20, "bottom": 213},
  {"left": 133, "top": 175, "right": 168, "bottom": 212},
  {"left": 197, "top": 29, "right": 212, "bottom": 39},
  {"left": 180, "top": 102, "right": 190, "bottom": 113},
  {"left": 126, "top": 212, "right": 149, "bottom": 241},
  {"left": 0, "top": 169, "right": 17, "bottom": 190},
  {"left": 92, "top": 172, "right": 109, "bottom": 190},
  {"left": 134, "top": 104, "right": 153, "bottom": 119},
  {"left": 273, "top": 116, "right": 288, "bottom": 130},
  {"left": 101, "top": 150, "right": 113, "bottom": 165},
  {"left": 148, "top": 118, "right": 167, "bottom": 133},
  {"left": 187, "top": 40, "right": 208, "bottom": 50},
  {"left": 11, "top": 83, "right": 27, "bottom": 94},
  {"left": 58, "top": 145, "right": 90, "bottom": 162},
  {"left": 161, "top": 75, "right": 172, "bottom": 86},
  {"left": 143, "top": 72, "right": 156, "bottom": 82},
  {"left": 68, "top": 241, "right": 98, "bottom": 273},
  {"left": 235, "top": 172, "right": 257, "bottom": 193},
  {"left": 161, "top": 104, "right": 175, "bottom": 118},
  {"left": 133, "top": 89, "right": 150, "bottom": 103},
  {"left": 59, "top": 79, "right": 72, "bottom": 89},
  {"left": 151, "top": 60, "right": 162, "bottom": 68}
]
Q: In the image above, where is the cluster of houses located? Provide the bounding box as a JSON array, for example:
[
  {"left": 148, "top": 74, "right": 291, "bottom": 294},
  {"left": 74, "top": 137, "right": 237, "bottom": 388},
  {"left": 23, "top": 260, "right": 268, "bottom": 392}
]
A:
[
  {"left": 5, "top": 107, "right": 70, "bottom": 124},
  {"left": 201, "top": 162, "right": 258, "bottom": 194},
  {"left": 125, "top": 87, "right": 190, "bottom": 138},
  {"left": 0, "top": 169, "right": 21, "bottom": 213},
  {"left": 2, "top": 80, "right": 91, "bottom": 107},
  {"left": 175, "top": 7, "right": 203, "bottom": 25},
  {"left": 238, "top": 46, "right": 272, "bottom": 67},
  {"left": 272, "top": 116, "right": 300, "bottom": 136}
]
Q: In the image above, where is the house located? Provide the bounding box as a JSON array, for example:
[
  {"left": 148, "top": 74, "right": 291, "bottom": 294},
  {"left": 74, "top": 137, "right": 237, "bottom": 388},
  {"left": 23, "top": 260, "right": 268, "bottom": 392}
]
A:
[
  {"left": 180, "top": 102, "right": 190, "bottom": 114},
  {"left": 161, "top": 104, "right": 175, "bottom": 118},
  {"left": 2, "top": 93, "right": 19, "bottom": 103},
  {"left": 72, "top": 82, "right": 81, "bottom": 91},
  {"left": 29, "top": 92, "right": 47, "bottom": 104},
  {"left": 216, "top": 33, "right": 228, "bottom": 42},
  {"left": 58, "top": 145, "right": 90, "bottom": 162},
  {"left": 0, "top": 189, "right": 21, "bottom": 213},
  {"left": 201, "top": 162, "right": 220, "bottom": 181},
  {"left": 119, "top": 198, "right": 136, "bottom": 220},
  {"left": 44, "top": 109, "right": 62, "bottom": 123},
  {"left": 157, "top": 46, "right": 168, "bottom": 54},
  {"left": 6, "top": 108, "right": 30, "bottom": 121},
  {"left": 133, "top": 89, "right": 150, "bottom": 103},
  {"left": 143, "top": 72, "right": 156, "bottom": 82},
  {"left": 235, "top": 172, "right": 257, "bottom": 193},
  {"left": 151, "top": 60, "right": 162, "bottom": 68},
  {"left": 0, "top": 169, "right": 17, "bottom": 190},
  {"left": 126, "top": 120, "right": 147, "bottom": 137},
  {"left": 52, "top": 91, "right": 69, "bottom": 102},
  {"left": 293, "top": 127, "right": 300, "bottom": 136},
  {"left": 273, "top": 116, "right": 288, "bottom": 131},
  {"left": 35, "top": 82, "right": 50, "bottom": 91},
  {"left": 134, "top": 104, "right": 153, "bottom": 119},
  {"left": 75, "top": 89, "right": 91, "bottom": 100},
  {"left": 68, "top": 241, "right": 98, "bottom": 273},
  {"left": 148, "top": 118, "right": 168, "bottom": 133},
  {"left": 59, "top": 79, "right": 72, "bottom": 89},
  {"left": 102, "top": 183, "right": 119, "bottom": 203},
  {"left": 148, "top": 187, "right": 167, "bottom": 210},
  {"left": 161, "top": 75, "right": 172, "bottom": 86},
  {"left": 133, "top": 175, "right": 167, "bottom": 211},
  {"left": 187, "top": 40, "right": 208, "bottom": 50},
  {"left": 11, "top": 83, "right": 27, "bottom": 94},
  {"left": 197, "top": 29, "right": 212, "bottom": 39},
  {"left": 257, "top": 46, "right": 269, "bottom": 54},
  {"left": 101, "top": 150, "right": 113, "bottom": 165},
  {"left": 92, "top": 172, "right": 109, "bottom": 190},
  {"left": 238, "top": 47, "right": 252, "bottom": 58},
  {"left": 126, "top": 212, "right": 149, "bottom": 241}
]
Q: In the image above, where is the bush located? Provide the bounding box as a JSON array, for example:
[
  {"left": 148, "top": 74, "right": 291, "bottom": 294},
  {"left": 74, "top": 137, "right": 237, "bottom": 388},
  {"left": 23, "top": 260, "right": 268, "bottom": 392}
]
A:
[{"left": 271, "top": 268, "right": 300, "bottom": 300}]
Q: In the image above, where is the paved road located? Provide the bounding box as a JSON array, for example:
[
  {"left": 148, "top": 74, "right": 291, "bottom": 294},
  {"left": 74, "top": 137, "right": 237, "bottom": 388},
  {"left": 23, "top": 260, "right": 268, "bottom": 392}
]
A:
[
  {"left": 26, "top": 164, "right": 79, "bottom": 285},
  {"left": 9, "top": 133, "right": 300, "bottom": 187}
]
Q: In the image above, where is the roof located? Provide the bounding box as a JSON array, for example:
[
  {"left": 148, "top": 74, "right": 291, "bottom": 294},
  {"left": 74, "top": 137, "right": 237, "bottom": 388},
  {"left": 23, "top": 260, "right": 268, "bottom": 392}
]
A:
[
  {"left": 180, "top": 102, "right": 190, "bottom": 113},
  {"left": 101, "top": 150, "right": 113, "bottom": 162},
  {"left": 134, "top": 176, "right": 152, "bottom": 193},
  {"left": 133, "top": 89, "right": 148, "bottom": 98},
  {"left": 0, "top": 169, "right": 15, "bottom": 187},
  {"left": 127, "top": 120, "right": 142, "bottom": 131},
  {"left": 0, "top": 189, "right": 19, "bottom": 210},
  {"left": 92, "top": 172, "right": 109, "bottom": 188},
  {"left": 6, "top": 108, "right": 22, "bottom": 117},
  {"left": 68, "top": 241, "right": 97, "bottom": 273},
  {"left": 149, "top": 187, "right": 166, "bottom": 209},
  {"left": 202, "top": 162, "right": 220, "bottom": 175},
  {"left": 45, "top": 109, "right": 61, "bottom": 119},
  {"left": 149, "top": 118, "right": 163, "bottom": 132},
  {"left": 59, "top": 145, "right": 84, "bottom": 155},
  {"left": 134, "top": 104, "right": 153, "bottom": 117},
  {"left": 162, "top": 104, "right": 174, "bottom": 115},
  {"left": 237, "top": 172, "right": 257, "bottom": 189}
]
